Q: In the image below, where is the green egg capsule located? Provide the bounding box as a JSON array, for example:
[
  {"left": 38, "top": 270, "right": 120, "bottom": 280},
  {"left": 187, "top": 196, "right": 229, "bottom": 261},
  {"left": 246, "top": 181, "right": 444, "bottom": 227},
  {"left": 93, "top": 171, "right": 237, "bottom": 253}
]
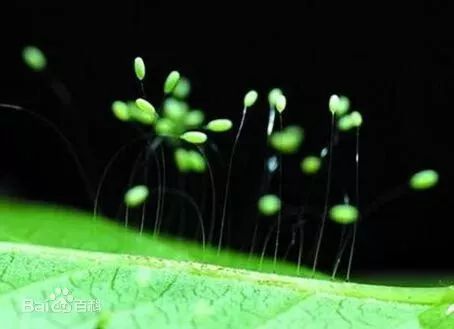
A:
[
  {"left": 180, "top": 131, "right": 207, "bottom": 144},
  {"left": 350, "top": 111, "right": 363, "bottom": 127},
  {"left": 329, "top": 204, "right": 359, "bottom": 224},
  {"left": 111, "top": 101, "right": 130, "bottom": 121},
  {"left": 275, "top": 94, "right": 287, "bottom": 113},
  {"left": 172, "top": 77, "right": 191, "bottom": 99},
  {"left": 128, "top": 101, "right": 156, "bottom": 125},
  {"left": 268, "top": 88, "right": 283, "bottom": 106},
  {"left": 409, "top": 170, "right": 439, "bottom": 190},
  {"left": 206, "top": 119, "right": 233, "bottom": 132},
  {"left": 135, "top": 98, "right": 156, "bottom": 115},
  {"left": 22, "top": 46, "right": 47, "bottom": 72},
  {"left": 337, "top": 115, "right": 354, "bottom": 131},
  {"left": 336, "top": 96, "right": 351, "bottom": 117},
  {"left": 134, "top": 57, "right": 146, "bottom": 80},
  {"left": 124, "top": 185, "right": 149, "bottom": 208},
  {"left": 258, "top": 194, "right": 281, "bottom": 216},
  {"left": 155, "top": 118, "right": 177, "bottom": 136},
  {"left": 300, "top": 156, "right": 321, "bottom": 175},
  {"left": 188, "top": 150, "right": 206, "bottom": 173},
  {"left": 244, "top": 90, "right": 258, "bottom": 108},
  {"left": 164, "top": 70, "right": 181, "bottom": 94},
  {"left": 164, "top": 98, "right": 188, "bottom": 121},
  {"left": 185, "top": 110, "right": 205, "bottom": 128},
  {"left": 270, "top": 126, "right": 304, "bottom": 154},
  {"left": 174, "top": 148, "right": 191, "bottom": 173}
]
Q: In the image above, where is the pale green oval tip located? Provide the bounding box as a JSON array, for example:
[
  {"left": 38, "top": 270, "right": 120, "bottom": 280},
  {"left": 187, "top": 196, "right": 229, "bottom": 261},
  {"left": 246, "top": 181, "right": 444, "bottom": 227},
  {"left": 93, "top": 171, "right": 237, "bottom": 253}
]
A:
[
  {"left": 172, "top": 77, "right": 191, "bottom": 99},
  {"left": 206, "top": 119, "right": 233, "bottom": 132},
  {"left": 180, "top": 131, "right": 207, "bottom": 144},
  {"left": 258, "top": 194, "right": 281, "bottom": 216},
  {"left": 134, "top": 57, "right": 146, "bottom": 80},
  {"left": 350, "top": 111, "right": 363, "bottom": 127},
  {"left": 329, "top": 204, "right": 359, "bottom": 224},
  {"left": 244, "top": 90, "right": 258, "bottom": 108},
  {"left": 188, "top": 150, "right": 206, "bottom": 173},
  {"left": 135, "top": 98, "right": 156, "bottom": 115},
  {"left": 337, "top": 115, "right": 354, "bottom": 131},
  {"left": 22, "top": 46, "right": 47, "bottom": 71},
  {"left": 185, "top": 110, "right": 205, "bottom": 128},
  {"left": 329, "top": 94, "right": 340, "bottom": 114},
  {"left": 124, "top": 185, "right": 149, "bottom": 208},
  {"left": 336, "top": 96, "right": 351, "bottom": 117},
  {"left": 164, "top": 98, "right": 188, "bottom": 121},
  {"left": 275, "top": 94, "right": 287, "bottom": 113},
  {"left": 174, "top": 148, "right": 191, "bottom": 173},
  {"left": 409, "top": 169, "right": 439, "bottom": 190},
  {"left": 268, "top": 88, "right": 283, "bottom": 106},
  {"left": 300, "top": 156, "right": 321, "bottom": 175},
  {"left": 164, "top": 70, "right": 181, "bottom": 94},
  {"left": 270, "top": 126, "right": 304, "bottom": 154},
  {"left": 111, "top": 101, "right": 130, "bottom": 122},
  {"left": 155, "top": 118, "right": 177, "bottom": 136}
]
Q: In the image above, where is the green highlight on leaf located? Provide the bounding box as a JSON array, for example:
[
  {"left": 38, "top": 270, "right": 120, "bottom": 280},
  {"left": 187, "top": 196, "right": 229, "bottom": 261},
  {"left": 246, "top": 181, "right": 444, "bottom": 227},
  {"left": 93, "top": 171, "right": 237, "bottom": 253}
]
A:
[
  {"left": 172, "top": 77, "right": 191, "bottom": 99},
  {"left": 275, "top": 94, "right": 287, "bottom": 113},
  {"left": 22, "top": 46, "right": 47, "bottom": 72},
  {"left": 111, "top": 100, "right": 130, "bottom": 122},
  {"left": 258, "top": 194, "right": 281, "bottom": 216},
  {"left": 134, "top": 57, "right": 146, "bottom": 81},
  {"left": 206, "top": 119, "right": 233, "bottom": 132},
  {"left": 270, "top": 125, "right": 304, "bottom": 154},
  {"left": 329, "top": 204, "right": 359, "bottom": 224},
  {"left": 164, "top": 70, "right": 181, "bottom": 94},
  {"left": 124, "top": 185, "right": 149, "bottom": 207},
  {"left": 244, "top": 90, "right": 258, "bottom": 108},
  {"left": 180, "top": 131, "right": 207, "bottom": 144},
  {"left": 300, "top": 156, "right": 321, "bottom": 175},
  {"left": 410, "top": 170, "right": 439, "bottom": 190}
]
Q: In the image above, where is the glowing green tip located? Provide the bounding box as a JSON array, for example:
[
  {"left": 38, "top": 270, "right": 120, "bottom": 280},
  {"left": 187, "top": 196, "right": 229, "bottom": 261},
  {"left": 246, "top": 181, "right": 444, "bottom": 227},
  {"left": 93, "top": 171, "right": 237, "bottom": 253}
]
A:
[
  {"left": 350, "top": 111, "right": 363, "bottom": 127},
  {"left": 127, "top": 101, "right": 155, "bottom": 125},
  {"left": 164, "top": 98, "right": 188, "bottom": 121},
  {"left": 409, "top": 170, "right": 439, "bottom": 190},
  {"left": 270, "top": 125, "right": 304, "bottom": 154},
  {"left": 180, "top": 131, "right": 207, "bottom": 144},
  {"left": 244, "top": 90, "right": 258, "bottom": 108},
  {"left": 185, "top": 110, "right": 205, "bottom": 128},
  {"left": 206, "top": 119, "right": 233, "bottom": 132},
  {"left": 155, "top": 118, "right": 177, "bottom": 136},
  {"left": 135, "top": 98, "right": 156, "bottom": 115},
  {"left": 124, "top": 185, "right": 149, "bottom": 208},
  {"left": 268, "top": 88, "right": 283, "bottom": 106},
  {"left": 172, "top": 77, "right": 191, "bottom": 99},
  {"left": 258, "top": 194, "right": 281, "bottom": 216},
  {"left": 111, "top": 101, "right": 130, "bottom": 122},
  {"left": 329, "top": 204, "right": 359, "bottom": 224},
  {"left": 300, "top": 156, "right": 321, "bottom": 175},
  {"left": 338, "top": 115, "right": 354, "bottom": 131},
  {"left": 164, "top": 70, "right": 181, "bottom": 94},
  {"left": 188, "top": 150, "right": 206, "bottom": 173},
  {"left": 275, "top": 94, "right": 287, "bottom": 113},
  {"left": 134, "top": 57, "right": 146, "bottom": 81},
  {"left": 336, "top": 96, "right": 351, "bottom": 116},
  {"left": 329, "top": 95, "right": 340, "bottom": 114},
  {"left": 22, "top": 46, "right": 47, "bottom": 72},
  {"left": 174, "top": 149, "right": 191, "bottom": 173}
]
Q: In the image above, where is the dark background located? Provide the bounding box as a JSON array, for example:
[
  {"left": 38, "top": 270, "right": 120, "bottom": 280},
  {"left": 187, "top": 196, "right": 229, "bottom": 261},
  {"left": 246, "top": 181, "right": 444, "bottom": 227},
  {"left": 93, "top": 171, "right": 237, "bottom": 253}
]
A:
[{"left": 0, "top": 2, "right": 452, "bottom": 279}]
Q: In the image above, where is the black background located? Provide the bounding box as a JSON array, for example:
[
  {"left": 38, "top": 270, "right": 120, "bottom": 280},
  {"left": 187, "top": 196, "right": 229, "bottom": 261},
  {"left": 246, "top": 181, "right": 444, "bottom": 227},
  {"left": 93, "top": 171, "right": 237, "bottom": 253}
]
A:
[{"left": 0, "top": 1, "right": 452, "bottom": 278}]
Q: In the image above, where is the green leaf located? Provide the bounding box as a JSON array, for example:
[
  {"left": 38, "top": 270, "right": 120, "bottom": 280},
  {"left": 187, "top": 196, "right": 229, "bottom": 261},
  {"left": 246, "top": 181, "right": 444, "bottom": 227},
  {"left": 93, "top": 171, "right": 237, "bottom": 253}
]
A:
[{"left": 0, "top": 199, "right": 452, "bottom": 329}]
